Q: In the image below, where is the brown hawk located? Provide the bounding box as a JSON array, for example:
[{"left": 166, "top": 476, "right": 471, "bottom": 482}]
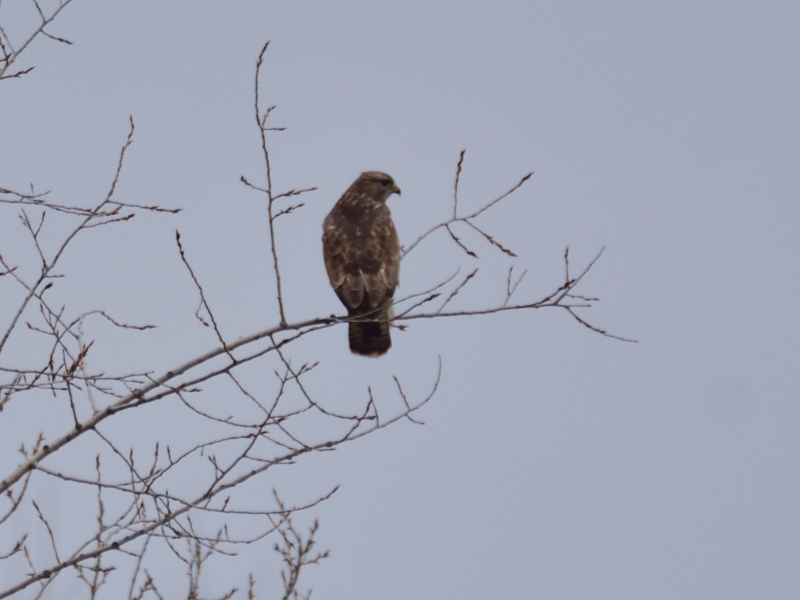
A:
[{"left": 322, "top": 171, "right": 401, "bottom": 357}]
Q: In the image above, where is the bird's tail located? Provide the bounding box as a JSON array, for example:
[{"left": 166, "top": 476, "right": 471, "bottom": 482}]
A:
[{"left": 348, "top": 309, "right": 392, "bottom": 357}]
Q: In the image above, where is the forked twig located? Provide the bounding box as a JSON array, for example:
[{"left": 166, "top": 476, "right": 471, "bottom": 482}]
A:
[
  {"left": 402, "top": 150, "right": 533, "bottom": 259},
  {"left": 0, "top": 0, "right": 75, "bottom": 81},
  {"left": 175, "top": 230, "right": 233, "bottom": 360}
]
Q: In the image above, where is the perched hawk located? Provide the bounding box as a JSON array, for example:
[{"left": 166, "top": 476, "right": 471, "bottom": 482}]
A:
[{"left": 322, "top": 171, "right": 401, "bottom": 357}]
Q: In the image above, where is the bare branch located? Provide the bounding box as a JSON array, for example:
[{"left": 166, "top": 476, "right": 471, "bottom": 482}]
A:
[
  {"left": 0, "top": 0, "right": 75, "bottom": 81},
  {"left": 437, "top": 268, "right": 478, "bottom": 313},
  {"left": 1, "top": 31, "right": 631, "bottom": 600},
  {"left": 402, "top": 152, "right": 533, "bottom": 259},
  {"left": 453, "top": 149, "right": 465, "bottom": 219},
  {"left": 175, "top": 230, "right": 233, "bottom": 360},
  {"left": 503, "top": 266, "right": 527, "bottom": 307},
  {"left": 250, "top": 40, "right": 288, "bottom": 327}
]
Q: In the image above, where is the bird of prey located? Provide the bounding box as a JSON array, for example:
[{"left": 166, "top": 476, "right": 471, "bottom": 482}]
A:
[{"left": 322, "top": 171, "right": 401, "bottom": 356}]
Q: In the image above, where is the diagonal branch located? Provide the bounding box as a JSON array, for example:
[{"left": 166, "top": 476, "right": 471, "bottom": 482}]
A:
[{"left": 0, "top": 0, "right": 75, "bottom": 81}]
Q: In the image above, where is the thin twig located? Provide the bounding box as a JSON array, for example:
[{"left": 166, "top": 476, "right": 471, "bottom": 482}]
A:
[
  {"left": 0, "top": 0, "right": 75, "bottom": 81},
  {"left": 253, "top": 41, "right": 287, "bottom": 327}
]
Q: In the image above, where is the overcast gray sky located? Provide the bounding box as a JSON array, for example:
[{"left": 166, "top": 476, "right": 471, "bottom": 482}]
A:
[{"left": 2, "top": 1, "right": 799, "bottom": 598}]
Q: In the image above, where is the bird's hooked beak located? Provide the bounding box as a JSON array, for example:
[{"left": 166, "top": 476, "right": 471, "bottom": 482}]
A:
[{"left": 391, "top": 183, "right": 401, "bottom": 196}]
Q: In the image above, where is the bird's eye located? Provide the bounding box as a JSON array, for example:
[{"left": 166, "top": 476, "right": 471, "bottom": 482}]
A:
[{"left": 380, "top": 179, "right": 391, "bottom": 187}]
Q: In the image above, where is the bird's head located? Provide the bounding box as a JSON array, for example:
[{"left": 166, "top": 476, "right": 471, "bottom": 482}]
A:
[{"left": 358, "top": 171, "right": 401, "bottom": 202}]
